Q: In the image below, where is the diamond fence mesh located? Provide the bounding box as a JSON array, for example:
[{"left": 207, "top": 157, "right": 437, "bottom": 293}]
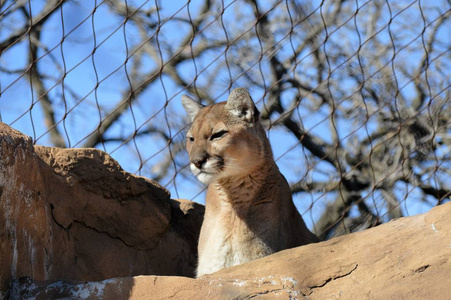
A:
[{"left": 1, "top": 0, "right": 450, "bottom": 239}]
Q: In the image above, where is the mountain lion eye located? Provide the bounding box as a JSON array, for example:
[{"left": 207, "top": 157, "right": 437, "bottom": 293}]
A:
[
  {"left": 211, "top": 130, "right": 227, "bottom": 140},
  {"left": 188, "top": 136, "right": 194, "bottom": 142}
]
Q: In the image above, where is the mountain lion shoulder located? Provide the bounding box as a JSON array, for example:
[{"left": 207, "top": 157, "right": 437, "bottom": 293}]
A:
[{"left": 181, "top": 88, "right": 319, "bottom": 277}]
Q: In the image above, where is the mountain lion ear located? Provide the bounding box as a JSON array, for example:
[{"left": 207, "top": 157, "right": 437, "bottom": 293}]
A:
[
  {"left": 225, "top": 88, "right": 260, "bottom": 123},
  {"left": 181, "top": 95, "right": 204, "bottom": 122}
]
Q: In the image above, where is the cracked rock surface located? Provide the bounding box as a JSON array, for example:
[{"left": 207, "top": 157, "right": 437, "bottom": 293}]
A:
[
  {"left": 0, "top": 123, "right": 204, "bottom": 296},
  {"left": 11, "top": 201, "right": 451, "bottom": 299}
]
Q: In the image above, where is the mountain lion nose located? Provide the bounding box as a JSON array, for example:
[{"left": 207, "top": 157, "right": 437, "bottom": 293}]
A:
[{"left": 193, "top": 157, "right": 207, "bottom": 169}]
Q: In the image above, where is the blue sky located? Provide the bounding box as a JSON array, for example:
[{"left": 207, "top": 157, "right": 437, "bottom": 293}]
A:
[{"left": 1, "top": 0, "right": 449, "bottom": 230}]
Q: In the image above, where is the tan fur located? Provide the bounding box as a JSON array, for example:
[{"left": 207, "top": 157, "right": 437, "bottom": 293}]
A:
[{"left": 182, "top": 88, "right": 319, "bottom": 277}]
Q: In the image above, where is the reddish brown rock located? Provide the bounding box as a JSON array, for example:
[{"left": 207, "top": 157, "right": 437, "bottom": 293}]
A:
[
  {"left": 9, "top": 201, "right": 451, "bottom": 299},
  {"left": 0, "top": 122, "right": 204, "bottom": 296}
]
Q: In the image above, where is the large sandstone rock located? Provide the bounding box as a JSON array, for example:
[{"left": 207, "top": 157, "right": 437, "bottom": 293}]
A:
[
  {"left": 0, "top": 123, "right": 204, "bottom": 296},
  {"left": 9, "top": 201, "right": 451, "bottom": 299}
]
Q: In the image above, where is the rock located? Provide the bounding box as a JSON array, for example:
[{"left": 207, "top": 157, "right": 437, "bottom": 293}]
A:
[
  {"left": 0, "top": 122, "right": 204, "bottom": 296},
  {"left": 9, "top": 201, "right": 451, "bottom": 299}
]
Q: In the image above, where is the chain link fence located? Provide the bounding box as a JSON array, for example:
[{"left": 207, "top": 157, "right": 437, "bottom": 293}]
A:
[{"left": 1, "top": 0, "right": 450, "bottom": 239}]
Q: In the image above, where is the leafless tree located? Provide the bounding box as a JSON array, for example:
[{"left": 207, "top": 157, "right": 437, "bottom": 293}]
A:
[{"left": 1, "top": 0, "right": 450, "bottom": 239}]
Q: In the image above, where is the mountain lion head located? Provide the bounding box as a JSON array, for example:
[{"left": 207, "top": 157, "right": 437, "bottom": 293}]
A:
[{"left": 181, "top": 88, "right": 272, "bottom": 185}]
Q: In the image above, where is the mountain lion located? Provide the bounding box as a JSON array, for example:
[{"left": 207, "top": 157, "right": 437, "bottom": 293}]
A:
[{"left": 182, "top": 88, "right": 319, "bottom": 277}]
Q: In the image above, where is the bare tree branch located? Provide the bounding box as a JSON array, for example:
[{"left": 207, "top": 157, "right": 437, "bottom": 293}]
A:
[
  {"left": 81, "top": 0, "right": 216, "bottom": 149},
  {"left": 0, "top": 0, "right": 65, "bottom": 52},
  {"left": 26, "top": 6, "right": 66, "bottom": 147}
]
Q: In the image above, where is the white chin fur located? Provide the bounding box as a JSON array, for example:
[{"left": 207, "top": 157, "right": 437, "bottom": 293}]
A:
[
  {"left": 197, "top": 172, "right": 217, "bottom": 185},
  {"left": 190, "top": 164, "right": 218, "bottom": 185}
]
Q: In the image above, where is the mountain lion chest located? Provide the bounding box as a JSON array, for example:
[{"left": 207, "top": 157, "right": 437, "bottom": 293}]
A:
[{"left": 197, "top": 207, "right": 274, "bottom": 276}]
